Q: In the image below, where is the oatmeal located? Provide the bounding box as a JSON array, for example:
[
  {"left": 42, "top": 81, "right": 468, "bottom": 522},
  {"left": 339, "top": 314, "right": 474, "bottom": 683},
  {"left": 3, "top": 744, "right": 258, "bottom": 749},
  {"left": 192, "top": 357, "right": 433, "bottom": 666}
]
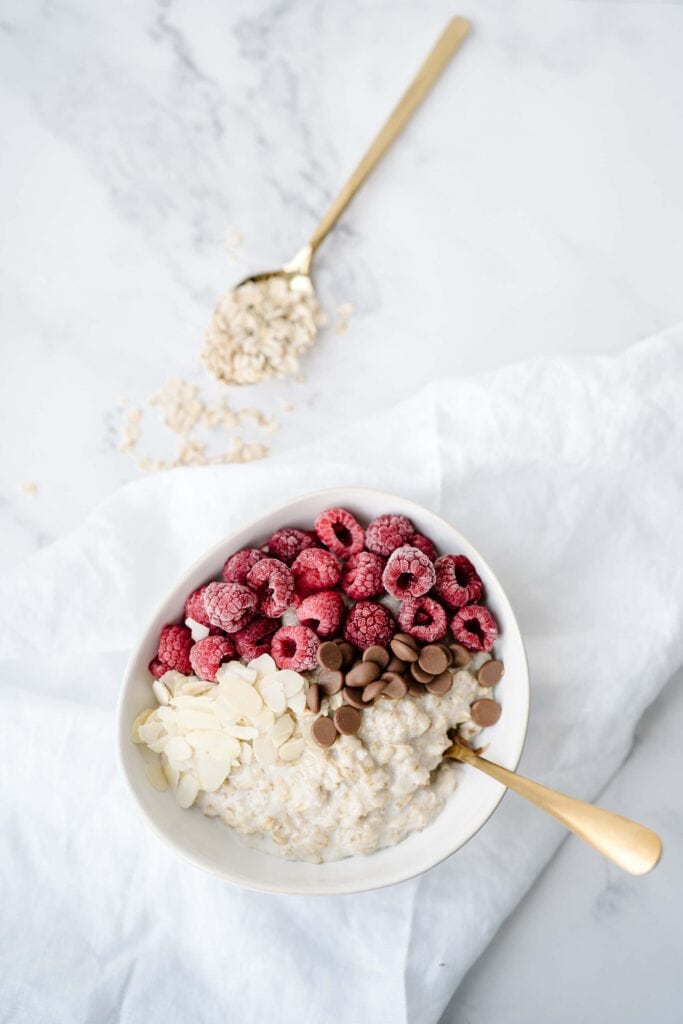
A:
[{"left": 134, "top": 505, "right": 505, "bottom": 862}]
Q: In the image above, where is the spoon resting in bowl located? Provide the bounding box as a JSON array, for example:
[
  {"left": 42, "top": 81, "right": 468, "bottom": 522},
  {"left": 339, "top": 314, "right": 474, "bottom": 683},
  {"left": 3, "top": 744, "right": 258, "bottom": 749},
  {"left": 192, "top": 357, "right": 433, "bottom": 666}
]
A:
[{"left": 447, "top": 741, "right": 662, "bottom": 875}]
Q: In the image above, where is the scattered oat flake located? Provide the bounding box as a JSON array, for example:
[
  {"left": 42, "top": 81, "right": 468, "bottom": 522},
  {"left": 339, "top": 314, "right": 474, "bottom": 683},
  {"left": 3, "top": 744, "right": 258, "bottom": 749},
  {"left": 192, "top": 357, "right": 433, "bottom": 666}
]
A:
[{"left": 19, "top": 481, "right": 39, "bottom": 496}]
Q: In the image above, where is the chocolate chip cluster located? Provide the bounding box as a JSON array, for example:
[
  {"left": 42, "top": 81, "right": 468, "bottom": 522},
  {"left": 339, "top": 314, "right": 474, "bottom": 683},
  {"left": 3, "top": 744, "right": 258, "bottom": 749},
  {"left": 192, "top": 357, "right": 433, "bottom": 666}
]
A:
[{"left": 306, "top": 634, "right": 504, "bottom": 749}]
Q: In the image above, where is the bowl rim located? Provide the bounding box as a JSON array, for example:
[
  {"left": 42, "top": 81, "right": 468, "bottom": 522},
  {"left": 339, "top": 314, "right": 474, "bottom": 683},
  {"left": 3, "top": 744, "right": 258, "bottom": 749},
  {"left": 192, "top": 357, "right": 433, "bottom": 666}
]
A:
[{"left": 116, "top": 486, "right": 530, "bottom": 895}]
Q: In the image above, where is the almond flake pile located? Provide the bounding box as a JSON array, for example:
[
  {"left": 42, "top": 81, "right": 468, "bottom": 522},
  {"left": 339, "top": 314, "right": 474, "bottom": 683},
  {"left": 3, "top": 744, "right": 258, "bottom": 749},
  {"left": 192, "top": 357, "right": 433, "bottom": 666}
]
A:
[{"left": 202, "top": 276, "right": 327, "bottom": 386}]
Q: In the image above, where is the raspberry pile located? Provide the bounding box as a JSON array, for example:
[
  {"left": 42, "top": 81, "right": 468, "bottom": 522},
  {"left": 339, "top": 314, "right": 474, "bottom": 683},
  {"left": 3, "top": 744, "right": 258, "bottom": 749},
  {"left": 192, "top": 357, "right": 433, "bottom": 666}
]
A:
[{"left": 148, "top": 507, "right": 500, "bottom": 684}]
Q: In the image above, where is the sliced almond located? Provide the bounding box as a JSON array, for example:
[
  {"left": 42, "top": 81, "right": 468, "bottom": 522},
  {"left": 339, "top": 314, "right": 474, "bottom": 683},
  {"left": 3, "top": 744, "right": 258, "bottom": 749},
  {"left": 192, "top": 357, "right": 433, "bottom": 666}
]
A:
[
  {"left": 279, "top": 738, "right": 304, "bottom": 762},
  {"left": 217, "top": 675, "right": 263, "bottom": 717},
  {"left": 175, "top": 708, "right": 220, "bottom": 731},
  {"left": 270, "top": 714, "right": 294, "bottom": 747},
  {"left": 253, "top": 735, "right": 277, "bottom": 765},
  {"left": 218, "top": 661, "right": 257, "bottom": 685},
  {"left": 225, "top": 724, "right": 259, "bottom": 741},
  {"left": 160, "top": 753, "right": 179, "bottom": 789},
  {"left": 248, "top": 653, "right": 276, "bottom": 677},
  {"left": 240, "top": 741, "right": 253, "bottom": 765},
  {"left": 164, "top": 736, "right": 192, "bottom": 762},
  {"left": 196, "top": 753, "right": 232, "bottom": 792},
  {"left": 176, "top": 773, "right": 199, "bottom": 808},
  {"left": 249, "top": 707, "right": 275, "bottom": 732},
  {"left": 185, "top": 617, "right": 210, "bottom": 642},
  {"left": 261, "top": 679, "right": 286, "bottom": 714},
  {"left": 274, "top": 670, "right": 305, "bottom": 697},
  {"left": 152, "top": 679, "right": 172, "bottom": 706},
  {"left": 131, "top": 707, "right": 154, "bottom": 743},
  {"left": 287, "top": 690, "right": 306, "bottom": 715}
]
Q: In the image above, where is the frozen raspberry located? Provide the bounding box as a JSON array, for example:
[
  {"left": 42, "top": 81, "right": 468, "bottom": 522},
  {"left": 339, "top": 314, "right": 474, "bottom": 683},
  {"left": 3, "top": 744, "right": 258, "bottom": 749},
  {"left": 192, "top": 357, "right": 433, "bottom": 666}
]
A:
[
  {"left": 246, "top": 557, "right": 294, "bottom": 617},
  {"left": 343, "top": 601, "right": 396, "bottom": 650},
  {"left": 203, "top": 581, "right": 258, "bottom": 633},
  {"left": 434, "top": 554, "right": 483, "bottom": 609},
  {"left": 382, "top": 544, "right": 436, "bottom": 599},
  {"left": 297, "top": 590, "right": 345, "bottom": 638},
  {"left": 451, "top": 604, "right": 498, "bottom": 652},
  {"left": 148, "top": 658, "right": 166, "bottom": 680},
  {"left": 266, "top": 528, "right": 317, "bottom": 565},
  {"left": 410, "top": 532, "right": 438, "bottom": 562},
  {"left": 291, "top": 547, "right": 341, "bottom": 598},
  {"left": 183, "top": 585, "right": 211, "bottom": 627},
  {"left": 314, "top": 507, "right": 365, "bottom": 558},
  {"left": 365, "top": 513, "right": 414, "bottom": 557},
  {"left": 398, "top": 596, "right": 447, "bottom": 643},
  {"left": 222, "top": 547, "right": 266, "bottom": 585},
  {"left": 234, "top": 616, "right": 280, "bottom": 661},
  {"left": 157, "top": 624, "right": 193, "bottom": 675},
  {"left": 340, "top": 551, "right": 386, "bottom": 600},
  {"left": 189, "top": 634, "right": 236, "bottom": 682},
  {"left": 271, "top": 624, "right": 320, "bottom": 671}
]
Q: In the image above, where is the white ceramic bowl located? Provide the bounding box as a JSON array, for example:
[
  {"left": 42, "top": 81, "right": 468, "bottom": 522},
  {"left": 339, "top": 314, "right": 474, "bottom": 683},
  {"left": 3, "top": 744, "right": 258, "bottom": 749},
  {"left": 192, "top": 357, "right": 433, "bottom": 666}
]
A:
[{"left": 117, "top": 487, "right": 529, "bottom": 895}]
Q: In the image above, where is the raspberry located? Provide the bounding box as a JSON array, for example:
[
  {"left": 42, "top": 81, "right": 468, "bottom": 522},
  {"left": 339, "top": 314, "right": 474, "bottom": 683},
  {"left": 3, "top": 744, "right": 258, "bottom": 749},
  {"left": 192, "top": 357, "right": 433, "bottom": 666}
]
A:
[
  {"left": 157, "top": 624, "right": 193, "bottom": 675},
  {"left": 234, "top": 616, "right": 280, "bottom": 661},
  {"left": 398, "top": 596, "right": 447, "bottom": 643},
  {"left": 365, "top": 514, "right": 414, "bottom": 557},
  {"left": 291, "top": 547, "right": 341, "bottom": 598},
  {"left": 382, "top": 544, "right": 436, "bottom": 599},
  {"left": 271, "top": 625, "right": 320, "bottom": 671},
  {"left": 340, "top": 551, "right": 386, "bottom": 600},
  {"left": 297, "top": 590, "right": 345, "bottom": 638},
  {"left": 204, "top": 581, "right": 258, "bottom": 633},
  {"left": 246, "top": 557, "right": 294, "bottom": 617},
  {"left": 451, "top": 604, "right": 498, "bottom": 652},
  {"left": 314, "top": 507, "right": 365, "bottom": 558},
  {"left": 148, "top": 658, "right": 166, "bottom": 680},
  {"left": 266, "top": 528, "right": 317, "bottom": 565},
  {"left": 189, "top": 634, "right": 236, "bottom": 682},
  {"left": 434, "top": 554, "right": 483, "bottom": 609},
  {"left": 410, "top": 532, "right": 438, "bottom": 562},
  {"left": 183, "top": 585, "right": 211, "bottom": 627},
  {"left": 222, "top": 547, "right": 266, "bottom": 585},
  {"left": 343, "top": 601, "right": 396, "bottom": 650}
]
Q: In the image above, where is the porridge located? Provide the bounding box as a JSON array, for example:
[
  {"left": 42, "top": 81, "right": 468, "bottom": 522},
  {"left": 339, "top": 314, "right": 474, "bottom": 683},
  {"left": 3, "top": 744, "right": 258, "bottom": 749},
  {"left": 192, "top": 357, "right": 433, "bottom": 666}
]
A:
[{"left": 133, "top": 507, "right": 505, "bottom": 862}]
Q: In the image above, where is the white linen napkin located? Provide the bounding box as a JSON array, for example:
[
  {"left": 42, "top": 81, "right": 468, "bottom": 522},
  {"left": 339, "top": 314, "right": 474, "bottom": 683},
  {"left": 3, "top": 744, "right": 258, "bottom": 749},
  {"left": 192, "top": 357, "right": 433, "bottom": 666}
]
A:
[{"left": 1, "top": 328, "right": 682, "bottom": 1024}]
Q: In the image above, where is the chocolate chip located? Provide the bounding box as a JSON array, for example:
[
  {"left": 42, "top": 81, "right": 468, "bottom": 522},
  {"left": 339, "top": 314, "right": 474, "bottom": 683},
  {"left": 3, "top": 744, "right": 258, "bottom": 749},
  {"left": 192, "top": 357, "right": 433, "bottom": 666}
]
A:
[
  {"left": 390, "top": 637, "right": 419, "bottom": 662},
  {"left": 386, "top": 655, "right": 408, "bottom": 673},
  {"left": 477, "top": 659, "right": 504, "bottom": 687},
  {"left": 342, "top": 686, "right": 369, "bottom": 710},
  {"left": 394, "top": 632, "right": 417, "bottom": 649},
  {"left": 410, "top": 661, "right": 434, "bottom": 684},
  {"left": 407, "top": 680, "right": 426, "bottom": 697},
  {"left": 449, "top": 643, "right": 472, "bottom": 667},
  {"left": 382, "top": 674, "right": 408, "bottom": 699},
  {"left": 362, "top": 644, "right": 390, "bottom": 669},
  {"left": 311, "top": 716, "right": 337, "bottom": 748},
  {"left": 418, "top": 644, "right": 449, "bottom": 676},
  {"left": 333, "top": 639, "right": 356, "bottom": 668},
  {"left": 318, "top": 669, "right": 344, "bottom": 696},
  {"left": 306, "top": 682, "right": 320, "bottom": 712},
  {"left": 470, "top": 698, "right": 501, "bottom": 727},
  {"left": 317, "top": 641, "right": 343, "bottom": 671},
  {"left": 426, "top": 670, "right": 453, "bottom": 695},
  {"left": 362, "top": 679, "right": 386, "bottom": 702},
  {"left": 437, "top": 643, "right": 454, "bottom": 667},
  {"left": 334, "top": 705, "right": 362, "bottom": 736},
  {"left": 346, "top": 661, "right": 381, "bottom": 687}
]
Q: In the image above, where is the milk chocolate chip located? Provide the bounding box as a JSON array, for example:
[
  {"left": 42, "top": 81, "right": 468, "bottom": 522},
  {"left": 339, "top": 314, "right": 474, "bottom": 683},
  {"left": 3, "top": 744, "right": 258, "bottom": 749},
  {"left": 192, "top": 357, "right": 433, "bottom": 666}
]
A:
[
  {"left": 362, "top": 644, "right": 390, "bottom": 669},
  {"left": 470, "top": 698, "right": 501, "bottom": 727},
  {"left": 382, "top": 674, "right": 408, "bottom": 699},
  {"left": 410, "top": 661, "right": 434, "bottom": 684},
  {"left": 477, "top": 659, "right": 504, "bottom": 687},
  {"left": 311, "top": 716, "right": 337, "bottom": 748},
  {"left": 449, "top": 643, "right": 472, "bottom": 667},
  {"left": 306, "top": 682, "right": 321, "bottom": 712},
  {"left": 426, "top": 670, "right": 453, "bottom": 695},
  {"left": 333, "top": 639, "right": 356, "bottom": 668},
  {"left": 362, "top": 679, "right": 386, "bottom": 703},
  {"left": 346, "top": 661, "right": 381, "bottom": 687},
  {"left": 418, "top": 644, "right": 449, "bottom": 676},
  {"left": 317, "top": 641, "right": 343, "bottom": 671},
  {"left": 334, "top": 705, "right": 362, "bottom": 736},
  {"left": 342, "top": 686, "right": 369, "bottom": 710},
  {"left": 318, "top": 669, "right": 344, "bottom": 696},
  {"left": 390, "top": 637, "right": 419, "bottom": 662}
]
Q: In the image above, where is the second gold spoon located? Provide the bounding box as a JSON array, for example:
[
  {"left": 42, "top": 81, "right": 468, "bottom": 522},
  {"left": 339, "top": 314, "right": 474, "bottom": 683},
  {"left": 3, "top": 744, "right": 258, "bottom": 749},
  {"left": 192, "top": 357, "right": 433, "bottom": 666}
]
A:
[{"left": 447, "top": 741, "right": 662, "bottom": 875}]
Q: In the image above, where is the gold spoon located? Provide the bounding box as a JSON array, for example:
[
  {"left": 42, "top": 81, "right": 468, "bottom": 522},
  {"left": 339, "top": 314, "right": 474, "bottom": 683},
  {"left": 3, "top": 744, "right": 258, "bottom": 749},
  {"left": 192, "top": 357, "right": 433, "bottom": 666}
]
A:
[
  {"left": 447, "top": 741, "right": 662, "bottom": 875},
  {"left": 236, "top": 16, "right": 472, "bottom": 295}
]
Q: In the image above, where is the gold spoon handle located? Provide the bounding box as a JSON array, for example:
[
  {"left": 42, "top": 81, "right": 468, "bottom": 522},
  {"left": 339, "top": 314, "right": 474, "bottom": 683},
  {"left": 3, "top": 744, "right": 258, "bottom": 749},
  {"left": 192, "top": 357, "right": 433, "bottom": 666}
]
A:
[
  {"left": 307, "top": 16, "right": 471, "bottom": 254},
  {"left": 447, "top": 743, "right": 662, "bottom": 875}
]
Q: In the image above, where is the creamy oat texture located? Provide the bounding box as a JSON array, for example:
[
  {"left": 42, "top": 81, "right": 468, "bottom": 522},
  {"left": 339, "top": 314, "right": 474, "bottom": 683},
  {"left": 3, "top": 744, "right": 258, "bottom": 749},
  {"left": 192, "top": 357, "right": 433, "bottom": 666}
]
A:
[{"left": 199, "top": 662, "right": 490, "bottom": 863}]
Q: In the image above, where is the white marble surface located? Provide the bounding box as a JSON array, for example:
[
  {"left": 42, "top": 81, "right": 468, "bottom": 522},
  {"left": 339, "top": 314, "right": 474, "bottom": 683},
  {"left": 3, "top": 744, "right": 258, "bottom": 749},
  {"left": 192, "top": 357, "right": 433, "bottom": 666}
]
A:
[{"left": 1, "top": 0, "right": 682, "bottom": 1020}]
